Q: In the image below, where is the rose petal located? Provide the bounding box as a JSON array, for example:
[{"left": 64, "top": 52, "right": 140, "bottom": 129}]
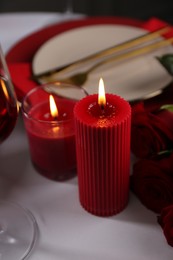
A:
[{"left": 131, "top": 159, "right": 173, "bottom": 213}]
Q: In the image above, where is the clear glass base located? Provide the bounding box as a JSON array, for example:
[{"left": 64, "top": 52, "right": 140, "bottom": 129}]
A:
[{"left": 0, "top": 201, "right": 38, "bottom": 260}]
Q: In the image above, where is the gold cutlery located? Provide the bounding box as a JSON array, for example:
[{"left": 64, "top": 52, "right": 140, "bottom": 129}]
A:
[
  {"left": 32, "top": 26, "right": 171, "bottom": 82},
  {"left": 33, "top": 36, "right": 173, "bottom": 87}
]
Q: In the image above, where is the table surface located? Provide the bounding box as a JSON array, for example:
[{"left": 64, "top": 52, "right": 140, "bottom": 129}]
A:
[{"left": 0, "top": 12, "right": 173, "bottom": 260}]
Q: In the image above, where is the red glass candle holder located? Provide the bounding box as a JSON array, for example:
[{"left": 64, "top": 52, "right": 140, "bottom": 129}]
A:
[
  {"left": 74, "top": 94, "right": 131, "bottom": 216},
  {"left": 22, "top": 83, "right": 86, "bottom": 181}
]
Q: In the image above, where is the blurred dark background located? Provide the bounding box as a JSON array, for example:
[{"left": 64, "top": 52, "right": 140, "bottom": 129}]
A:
[{"left": 0, "top": 0, "right": 173, "bottom": 24}]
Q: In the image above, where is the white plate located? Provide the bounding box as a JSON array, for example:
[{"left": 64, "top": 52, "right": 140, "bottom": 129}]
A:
[{"left": 32, "top": 24, "right": 173, "bottom": 101}]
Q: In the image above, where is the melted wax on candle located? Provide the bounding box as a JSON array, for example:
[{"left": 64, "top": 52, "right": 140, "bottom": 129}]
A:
[
  {"left": 88, "top": 101, "right": 116, "bottom": 119},
  {"left": 29, "top": 101, "right": 71, "bottom": 122}
]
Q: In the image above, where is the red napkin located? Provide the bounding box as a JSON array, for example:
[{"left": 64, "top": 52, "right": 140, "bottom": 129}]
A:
[
  {"left": 9, "top": 63, "right": 38, "bottom": 101},
  {"left": 7, "top": 17, "right": 173, "bottom": 102}
]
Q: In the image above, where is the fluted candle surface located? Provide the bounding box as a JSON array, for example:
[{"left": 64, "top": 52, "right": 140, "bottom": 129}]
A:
[{"left": 74, "top": 93, "right": 131, "bottom": 216}]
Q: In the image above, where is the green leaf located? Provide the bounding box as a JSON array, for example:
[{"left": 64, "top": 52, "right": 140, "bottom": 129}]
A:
[
  {"left": 156, "top": 54, "right": 173, "bottom": 75},
  {"left": 160, "top": 104, "right": 173, "bottom": 112}
]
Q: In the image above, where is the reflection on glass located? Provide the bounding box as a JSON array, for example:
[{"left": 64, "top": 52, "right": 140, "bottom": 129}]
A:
[{"left": 0, "top": 44, "right": 38, "bottom": 259}]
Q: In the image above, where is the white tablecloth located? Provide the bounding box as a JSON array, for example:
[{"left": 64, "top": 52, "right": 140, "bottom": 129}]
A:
[{"left": 0, "top": 12, "right": 172, "bottom": 260}]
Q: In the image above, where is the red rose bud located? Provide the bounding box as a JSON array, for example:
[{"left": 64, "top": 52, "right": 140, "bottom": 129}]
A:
[
  {"left": 131, "top": 102, "right": 173, "bottom": 158},
  {"left": 131, "top": 155, "right": 173, "bottom": 213}
]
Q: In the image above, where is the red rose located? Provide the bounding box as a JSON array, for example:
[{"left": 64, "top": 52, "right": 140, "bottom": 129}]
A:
[
  {"left": 131, "top": 154, "right": 173, "bottom": 213},
  {"left": 131, "top": 102, "right": 173, "bottom": 158},
  {"left": 158, "top": 204, "right": 173, "bottom": 247}
]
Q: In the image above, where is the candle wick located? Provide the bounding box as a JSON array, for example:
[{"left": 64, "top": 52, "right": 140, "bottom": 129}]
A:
[
  {"left": 53, "top": 116, "right": 58, "bottom": 121},
  {"left": 100, "top": 103, "right": 105, "bottom": 112},
  {"left": 99, "top": 103, "right": 106, "bottom": 118}
]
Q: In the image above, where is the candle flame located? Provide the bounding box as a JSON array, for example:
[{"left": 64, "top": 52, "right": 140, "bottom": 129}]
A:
[
  {"left": 98, "top": 78, "right": 106, "bottom": 108},
  {"left": 49, "top": 95, "right": 58, "bottom": 118}
]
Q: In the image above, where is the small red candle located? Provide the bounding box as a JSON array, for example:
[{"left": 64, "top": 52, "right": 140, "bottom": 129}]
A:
[
  {"left": 74, "top": 79, "right": 131, "bottom": 216},
  {"left": 22, "top": 85, "right": 76, "bottom": 180}
]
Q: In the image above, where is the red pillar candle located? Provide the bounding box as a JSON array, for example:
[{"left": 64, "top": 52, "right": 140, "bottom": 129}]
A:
[
  {"left": 22, "top": 84, "right": 77, "bottom": 181},
  {"left": 74, "top": 79, "right": 131, "bottom": 216}
]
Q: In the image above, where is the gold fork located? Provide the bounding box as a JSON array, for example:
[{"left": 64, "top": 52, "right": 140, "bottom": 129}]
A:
[{"left": 34, "top": 36, "right": 173, "bottom": 87}]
